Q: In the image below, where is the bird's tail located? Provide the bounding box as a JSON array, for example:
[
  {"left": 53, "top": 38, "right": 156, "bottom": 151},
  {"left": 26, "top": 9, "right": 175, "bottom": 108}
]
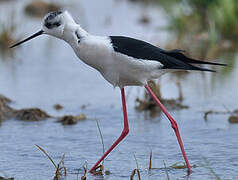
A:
[{"left": 162, "top": 49, "right": 227, "bottom": 72}]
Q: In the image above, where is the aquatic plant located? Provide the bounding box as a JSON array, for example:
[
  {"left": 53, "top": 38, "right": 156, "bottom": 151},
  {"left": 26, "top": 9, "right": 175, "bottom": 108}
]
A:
[
  {"left": 57, "top": 114, "right": 86, "bottom": 125},
  {"left": 15, "top": 108, "right": 51, "bottom": 121},
  {"left": 131, "top": 0, "right": 238, "bottom": 59},
  {"left": 204, "top": 107, "right": 238, "bottom": 123},
  {"left": 89, "top": 121, "right": 107, "bottom": 176},
  {"left": 200, "top": 158, "right": 221, "bottom": 180},
  {"left": 163, "top": 160, "right": 170, "bottom": 180},
  {"left": 80, "top": 161, "right": 88, "bottom": 180},
  {"left": 130, "top": 153, "right": 141, "bottom": 180},
  {"left": 53, "top": 104, "right": 63, "bottom": 110},
  {"left": 135, "top": 81, "right": 188, "bottom": 117},
  {"left": 163, "top": 0, "right": 238, "bottom": 53},
  {"left": 35, "top": 145, "right": 67, "bottom": 180},
  {"left": 0, "top": 95, "right": 14, "bottom": 121},
  {"left": 96, "top": 119, "right": 105, "bottom": 165},
  {"left": 149, "top": 151, "right": 152, "bottom": 170}
]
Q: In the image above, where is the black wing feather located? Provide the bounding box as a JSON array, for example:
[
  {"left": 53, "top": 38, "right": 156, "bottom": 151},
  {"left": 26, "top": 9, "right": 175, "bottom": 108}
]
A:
[
  {"left": 110, "top": 36, "right": 225, "bottom": 72},
  {"left": 161, "top": 49, "right": 226, "bottom": 66}
]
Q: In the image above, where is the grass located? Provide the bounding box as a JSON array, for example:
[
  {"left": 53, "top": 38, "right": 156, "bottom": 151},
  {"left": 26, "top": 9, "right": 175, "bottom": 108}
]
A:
[
  {"left": 89, "top": 119, "right": 106, "bottom": 175},
  {"left": 132, "top": 153, "right": 141, "bottom": 180},
  {"left": 9, "top": 143, "right": 200, "bottom": 179},
  {"left": 35, "top": 144, "right": 67, "bottom": 180},
  {"left": 128, "top": 0, "right": 238, "bottom": 66},
  {"left": 200, "top": 158, "right": 221, "bottom": 180},
  {"left": 160, "top": 0, "right": 238, "bottom": 61},
  {"left": 96, "top": 119, "right": 105, "bottom": 166},
  {"left": 163, "top": 160, "right": 170, "bottom": 180},
  {"left": 0, "top": 18, "right": 16, "bottom": 57},
  {"left": 80, "top": 161, "right": 88, "bottom": 180},
  {"left": 149, "top": 151, "right": 152, "bottom": 170}
]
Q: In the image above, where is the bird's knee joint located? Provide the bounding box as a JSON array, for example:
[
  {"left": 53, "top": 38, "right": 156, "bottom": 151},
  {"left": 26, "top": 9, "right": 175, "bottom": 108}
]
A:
[
  {"left": 171, "top": 121, "right": 178, "bottom": 130},
  {"left": 122, "top": 128, "right": 129, "bottom": 136}
]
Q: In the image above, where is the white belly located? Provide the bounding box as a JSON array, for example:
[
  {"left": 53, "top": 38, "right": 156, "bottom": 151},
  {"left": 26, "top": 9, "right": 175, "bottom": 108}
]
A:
[{"left": 72, "top": 35, "right": 165, "bottom": 88}]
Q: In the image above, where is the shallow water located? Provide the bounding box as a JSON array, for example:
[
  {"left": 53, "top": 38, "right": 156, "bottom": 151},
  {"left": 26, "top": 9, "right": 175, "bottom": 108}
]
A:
[{"left": 0, "top": 0, "right": 238, "bottom": 179}]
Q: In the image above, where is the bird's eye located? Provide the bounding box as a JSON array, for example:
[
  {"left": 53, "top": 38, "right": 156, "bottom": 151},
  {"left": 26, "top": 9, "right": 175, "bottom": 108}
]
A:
[
  {"left": 53, "top": 22, "right": 61, "bottom": 27},
  {"left": 44, "top": 21, "right": 61, "bottom": 29},
  {"left": 45, "top": 22, "right": 51, "bottom": 28}
]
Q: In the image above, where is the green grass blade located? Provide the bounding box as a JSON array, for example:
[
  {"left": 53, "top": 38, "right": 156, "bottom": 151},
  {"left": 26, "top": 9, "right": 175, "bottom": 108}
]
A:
[
  {"left": 96, "top": 119, "right": 105, "bottom": 165},
  {"left": 35, "top": 144, "right": 57, "bottom": 169}
]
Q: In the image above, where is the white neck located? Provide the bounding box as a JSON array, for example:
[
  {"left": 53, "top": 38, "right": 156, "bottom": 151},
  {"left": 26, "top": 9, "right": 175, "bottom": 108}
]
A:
[{"left": 62, "top": 23, "right": 89, "bottom": 46}]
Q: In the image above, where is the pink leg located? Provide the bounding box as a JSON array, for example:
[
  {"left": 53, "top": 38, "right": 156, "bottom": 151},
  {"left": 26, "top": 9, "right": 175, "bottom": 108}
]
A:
[
  {"left": 145, "top": 84, "right": 192, "bottom": 173},
  {"left": 89, "top": 88, "right": 129, "bottom": 173}
]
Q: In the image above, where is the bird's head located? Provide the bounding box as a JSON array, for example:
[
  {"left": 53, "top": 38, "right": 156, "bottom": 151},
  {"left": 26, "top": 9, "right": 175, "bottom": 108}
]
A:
[{"left": 10, "top": 11, "right": 76, "bottom": 48}]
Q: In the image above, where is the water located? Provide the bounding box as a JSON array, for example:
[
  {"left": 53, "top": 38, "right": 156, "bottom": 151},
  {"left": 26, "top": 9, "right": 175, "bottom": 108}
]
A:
[{"left": 0, "top": 0, "right": 238, "bottom": 179}]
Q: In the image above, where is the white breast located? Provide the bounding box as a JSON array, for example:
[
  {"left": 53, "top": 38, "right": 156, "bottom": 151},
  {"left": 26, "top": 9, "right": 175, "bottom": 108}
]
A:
[
  {"left": 72, "top": 35, "right": 165, "bottom": 88},
  {"left": 75, "top": 36, "right": 113, "bottom": 70}
]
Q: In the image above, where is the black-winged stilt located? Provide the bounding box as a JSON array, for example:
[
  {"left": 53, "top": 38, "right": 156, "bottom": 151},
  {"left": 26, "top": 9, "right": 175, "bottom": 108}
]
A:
[{"left": 10, "top": 11, "right": 226, "bottom": 173}]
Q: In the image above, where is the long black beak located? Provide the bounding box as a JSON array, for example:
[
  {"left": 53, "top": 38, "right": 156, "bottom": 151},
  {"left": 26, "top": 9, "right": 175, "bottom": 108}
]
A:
[{"left": 10, "top": 30, "right": 44, "bottom": 48}]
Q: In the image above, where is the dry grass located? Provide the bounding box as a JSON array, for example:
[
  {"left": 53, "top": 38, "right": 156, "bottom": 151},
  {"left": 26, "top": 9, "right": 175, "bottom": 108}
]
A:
[
  {"left": 57, "top": 114, "right": 86, "bottom": 125},
  {"left": 204, "top": 106, "right": 238, "bottom": 123},
  {"left": 0, "top": 16, "right": 16, "bottom": 56},
  {"left": 135, "top": 81, "right": 188, "bottom": 118},
  {"left": 16, "top": 108, "right": 51, "bottom": 121},
  {"left": 25, "top": 0, "right": 61, "bottom": 18},
  {"left": 149, "top": 151, "right": 152, "bottom": 170},
  {"left": 80, "top": 161, "right": 88, "bottom": 180},
  {"left": 53, "top": 104, "right": 63, "bottom": 111},
  {"left": 0, "top": 95, "right": 15, "bottom": 121}
]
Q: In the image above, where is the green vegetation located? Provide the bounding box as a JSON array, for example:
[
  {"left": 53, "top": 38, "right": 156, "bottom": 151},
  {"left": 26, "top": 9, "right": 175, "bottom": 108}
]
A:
[
  {"left": 35, "top": 145, "right": 67, "bottom": 180},
  {"left": 159, "top": 0, "right": 238, "bottom": 58},
  {"left": 129, "top": 0, "right": 237, "bottom": 60},
  {"left": 163, "top": 0, "right": 238, "bottom": 38},
  {"left": 96, "top": 119, "right": 105, "bottom": 165},
  {"left": 200, "top": 158, "right": 221, "bottom": 180}
]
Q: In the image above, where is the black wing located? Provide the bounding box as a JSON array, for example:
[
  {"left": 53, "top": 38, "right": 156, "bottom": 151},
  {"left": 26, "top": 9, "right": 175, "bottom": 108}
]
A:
[{"left": 109, "top": 36, "right": 226, "bottom": 72}]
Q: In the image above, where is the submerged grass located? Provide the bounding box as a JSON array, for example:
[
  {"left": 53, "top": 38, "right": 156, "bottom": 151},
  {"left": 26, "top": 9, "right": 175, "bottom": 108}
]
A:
[
  {"left": 200, "top": 158, "right": 221, "bottom": 180},
  {"left": 163, "top": 160, "right": 170, "bottom": 180}
]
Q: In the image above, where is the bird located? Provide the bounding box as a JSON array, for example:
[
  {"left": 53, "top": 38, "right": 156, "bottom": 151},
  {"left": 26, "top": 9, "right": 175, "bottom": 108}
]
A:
[{"left": 10, "top": 11, "right": 226, "bottom": 173}]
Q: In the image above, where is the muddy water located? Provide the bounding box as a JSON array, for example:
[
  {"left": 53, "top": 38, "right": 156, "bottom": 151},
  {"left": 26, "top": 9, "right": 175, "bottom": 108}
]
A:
[{"left": 0, "top": 0, "right": 238, "bottom": 179}]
